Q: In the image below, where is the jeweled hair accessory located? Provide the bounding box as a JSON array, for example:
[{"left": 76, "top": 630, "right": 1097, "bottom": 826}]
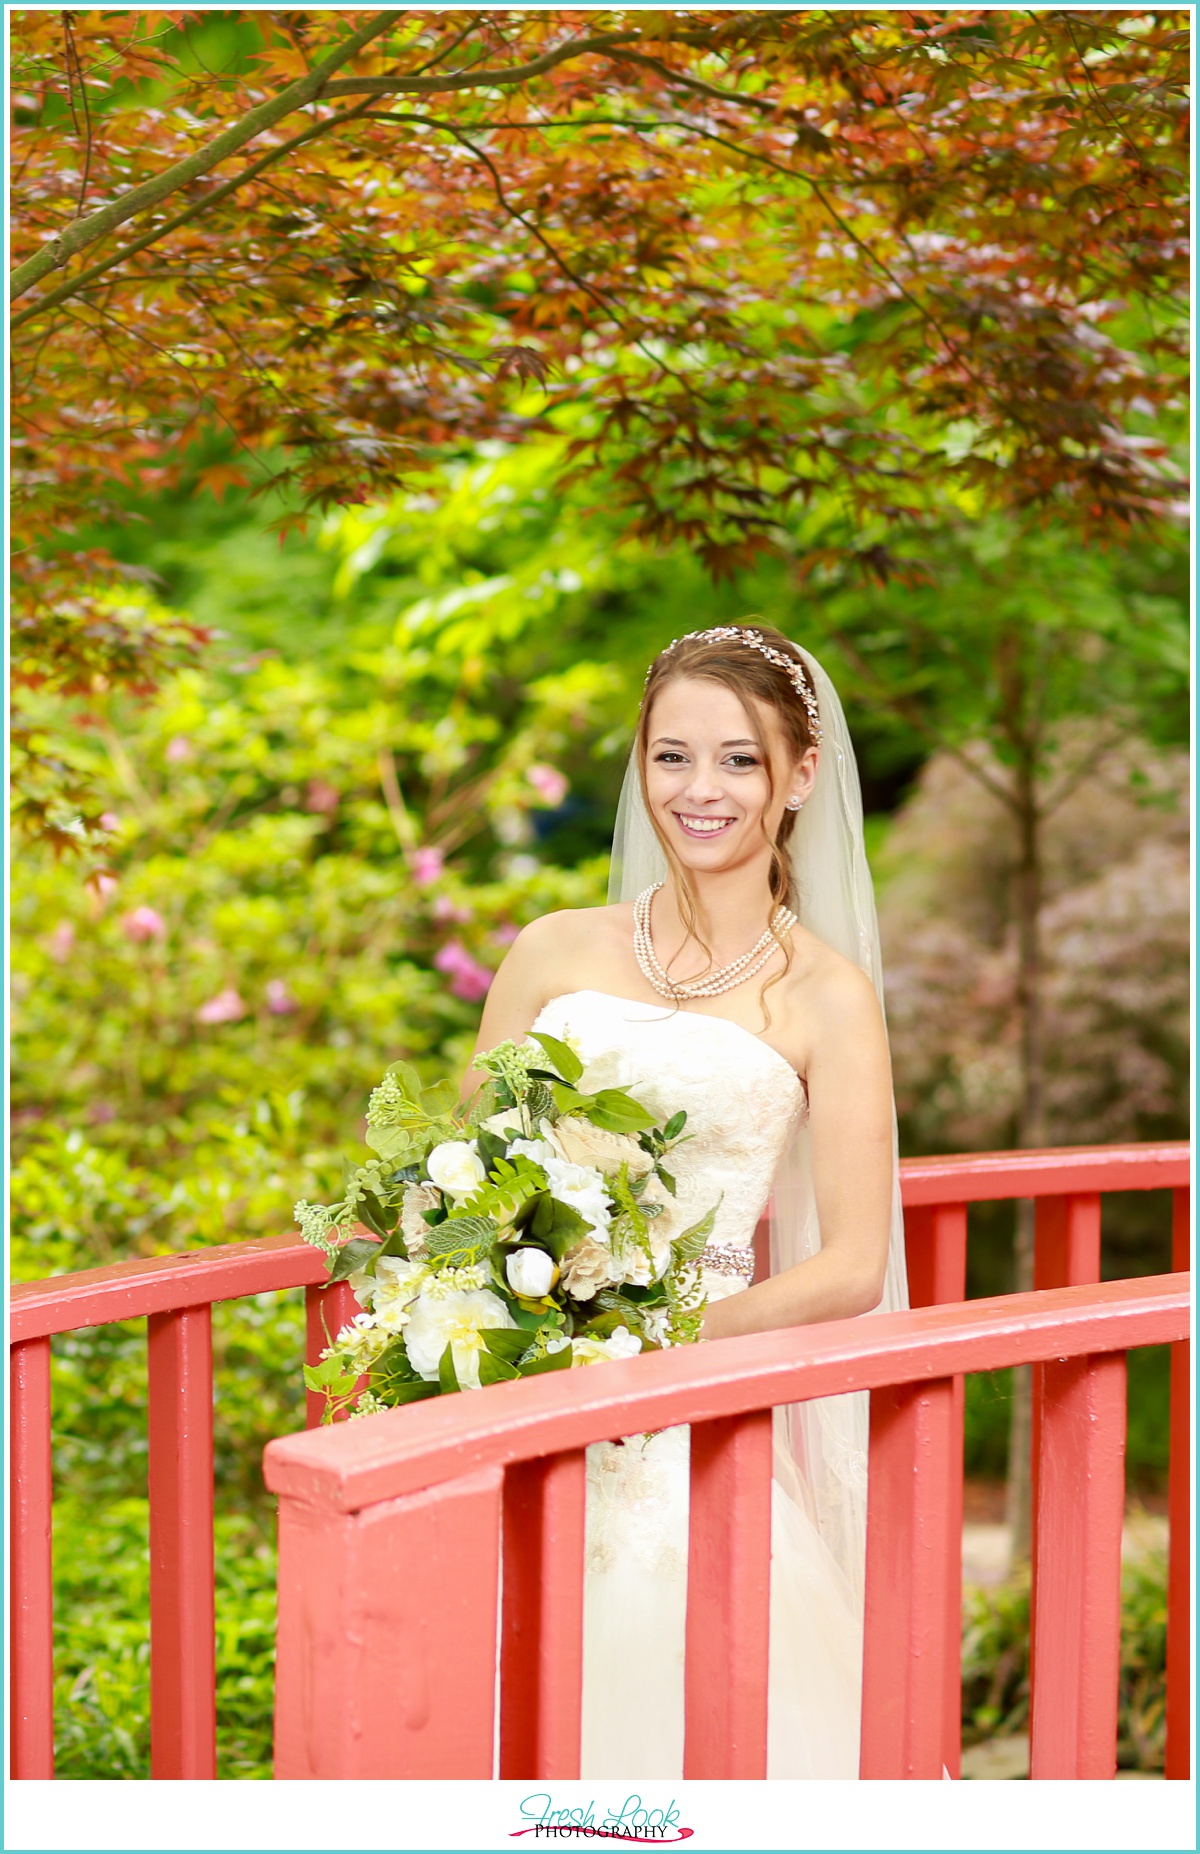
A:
[{"left": 649, "top": 626, "right": 823, "bottom": 742}]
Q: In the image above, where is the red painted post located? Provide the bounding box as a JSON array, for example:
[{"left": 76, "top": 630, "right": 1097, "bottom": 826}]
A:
[
  {"left": 1029, "top": 1351, "right": 1127, "bottom": 1778},
  {"left": 499, "top": 1449, "right": 586, "bottom": 1778},
  {"left": 273, "top": 1466, "right": 503, "bottom": 1777},
  {"left": 147, "top": 1307, "right": 217, "bottom": 1780},
  {"left": 684, "top": 1409, "right": 773, "bottom": 1778},
  {"left": 1166, "top": 1186, "right": 1191, "bottom": 1779},
  {"left": 903, "top": 1203, "right": 967, "bottom": 1779},
  {"left": 304, "top": 1280, "right": 362, "bottom": 1428},
  {"left": 1034, "top": 1193, "right": 1102, "bottom": 1291},
  {"left": 10, "top": 1337, "right": 55, "bottom": 1779},
  {"left": 860, "top": 1376, "right": 956, "bottom": 1779}
]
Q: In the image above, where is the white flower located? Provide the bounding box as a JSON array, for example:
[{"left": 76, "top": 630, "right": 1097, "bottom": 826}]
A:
[
  {"left": 372, "top": 1256, "right": 426, "bottom": 1334},
  {"left": 508, "top": 1135, "right": 555, "bottom": 1167},
  {"left": 559, "top": 1235, "right": 620, "bottom": 1301},
  {"left": 425, "top": 1140, "right": 486, "bottom": 1199},
  {"left": 400, "top": 1182, "right": 440, "bottom": 1253},
  {"left": 639, "top": 1306, "right": 672, "bottom": 1348},
  {"left": 482, "top": 1108, "right": 527, "bottom": 1139},
  {"left": 571, "top": 1327, "right": 643, "bottom": 1366},
  {"left": 348, "top": 1266, "right": 377, "bottom": 1310},
  {"left": 327, "top": 1313, "right": 392, "bottom": 1375},
  {"left": 547, "top": 1116, "right": 654, "bottom": 1180},
  {"left": 505, "top": 1246, "right": 557, "bottom": 1298},
  {"left": 403, "top": 1285, "right": 517, "bottom": 1388}
]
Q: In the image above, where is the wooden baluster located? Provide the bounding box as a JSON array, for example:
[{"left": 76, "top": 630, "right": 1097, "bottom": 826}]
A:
[
  {"left": 500, "top": 1450, "right": 586, "bottom": 1779},
  {"left": 147, "top": 1307, "right": 217, "bottom": 1779},
  {"left": 903, "top": 1202, "right": 968, "bottom": 1779},
  {"left": 684, "top": 1410, "right": 773, "bottom": 1778},
  {"left": 1166, "top": 1185, "right": 1191, "bottom": 1778},
  {"left": 1029, "top": 1351, "right": 1127, "bottom": 1778},
  {"left": 274, "top": 1466, "right": 504, "bottom": 1777},
  {"left": 304, "top": 1280, "right": 362, "bottom": 1428},
  {"left": 861, "top": 1376, "right": 956, "bottom": 1779},
  {"left": 10, "top": 1337, "right": 55, "bottom": 1779}
]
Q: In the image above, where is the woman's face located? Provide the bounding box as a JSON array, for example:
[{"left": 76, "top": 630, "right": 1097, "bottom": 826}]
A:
[{"left": 643, "top": 676, "right": 816, "bottom": 877}]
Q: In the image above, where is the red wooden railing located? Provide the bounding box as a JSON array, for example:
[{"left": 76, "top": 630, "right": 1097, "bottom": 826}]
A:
[
  {"left": 265, "top": 1272, "right": 1188, "bottom": 1780},
  {"left": 9, "top": 1141, "right": 1190, "bottom": 1781}
]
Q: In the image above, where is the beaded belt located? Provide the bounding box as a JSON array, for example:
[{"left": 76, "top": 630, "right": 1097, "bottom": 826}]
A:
[{"left": 699, "top": 1241, "right": 755, "bottom": 1282}]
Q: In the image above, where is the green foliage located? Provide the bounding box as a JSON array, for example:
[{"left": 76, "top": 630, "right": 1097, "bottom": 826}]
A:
[{"left": 961, "top": 1549, "right": 1170, "bottom": 1773}]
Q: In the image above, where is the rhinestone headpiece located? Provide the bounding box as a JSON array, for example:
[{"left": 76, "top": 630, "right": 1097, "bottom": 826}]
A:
[{"left": 650, "top": 626, "right": 822, "bottom": 742}]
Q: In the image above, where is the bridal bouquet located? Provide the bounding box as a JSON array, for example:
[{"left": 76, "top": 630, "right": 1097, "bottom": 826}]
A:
[{"left": 296, "top": 1031, "right": 714, "bottom": 1421}]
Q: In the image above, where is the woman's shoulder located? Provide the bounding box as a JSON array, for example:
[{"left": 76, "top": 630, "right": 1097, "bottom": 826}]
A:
[
  {"left": 504, "top": 901, "right": 632, "bottom": 977},
  {"left": 785, "top": 925, "right": 882, "bottom": 1029}
]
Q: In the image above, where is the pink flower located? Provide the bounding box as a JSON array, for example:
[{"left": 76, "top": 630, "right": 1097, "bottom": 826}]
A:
[
  {"left": 99, "top": 812, "right": 120, "bottom": 832},
  {"left": 527, "top": 763, "right": 568, "bottom": 807},
  {"left": 412, "top": 846, "right": 444, "bottom": 886},
  {"left": 493, "top": 922, "right": 520, "bottom": 947},
  {"left": 87, "top": 872, "right": 119, "bottom": 908},
  {"left": 433, "top": 894, "right": 472, "bottom": 924},
  {"left": 305, "top": 779, "right": 340, "bottom": 816},
  {"left": 195, "top": 987, "right": 247, "bottom": 1026},
  {"left": 121, "top": 905, "right": 167, "bottom": 944},
  {"left": 266, "top": 979, "right": 296, "bottom": 1016},
  {"left": 165, "top": 736, "right": 193, "bottom": 764},
  {"left": 49, "top": 922, "right": 75, "bottom": 963},
  {"left": 433, "top": 940, "right": 493, "bottom": 1003}
]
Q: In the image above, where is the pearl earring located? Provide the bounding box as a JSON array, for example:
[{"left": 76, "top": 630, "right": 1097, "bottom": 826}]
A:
[{"left": 785, "top": 796, "right": 804, "bottom": 811}]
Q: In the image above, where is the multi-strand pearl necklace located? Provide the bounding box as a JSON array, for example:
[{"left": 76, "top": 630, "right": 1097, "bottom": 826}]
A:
[{"left": 633, "top": 883, "right": 796, "bottom": 1001}]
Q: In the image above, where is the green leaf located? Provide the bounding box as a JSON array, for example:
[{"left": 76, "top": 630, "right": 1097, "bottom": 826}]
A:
[
  {"left": 423, "top": 1215, "right": 497, "bottom": 1268},
  {"left": 671, "top": 1198, "right": 720, "bottom": 1264},
  {"left": 550, "top": 1081, "right": 590, "bottom": 1116},
  {"left": 655, "top": 1163, "right": 677, "bottom": 1196},
  {"left": 327, "top": 1236, "right": 379, "bottom": 1283},
  {"left": 476, "top": 1128, "right": 510, "bottom": 1171},
  {"left": 364, "top": 1123, "right": 420, "bottom": 1163},
  {"left": 586, "top": 1088, "right": 659, "bottom": 1134},
  {"left": 384, "top": 1059, "right": 423, "bottom": 1102},
  {"left": 663, "top": 1110, "right": 687, "bottom": 1141},
  {"left": 478, "top": 1350, "right": 521, "bottom": 1385},
  {"left": 356, "top": 1190, "right": 397, "bottom": 1240},
  {"left": 518, "top": 1345, "right": 573, "bottom": 1376},
  {"left": 380, "top": 1376, "right": 439, "bottom": 1405},
  {"left": 438, "top": 1343, "right": 460, "bottom": 1394},
  {"left": 530, "top": 1030, "right": 583, "bottom": 1084},
  {"left": 481, "top": 1327, "right": 532, "bottom": 1362}
]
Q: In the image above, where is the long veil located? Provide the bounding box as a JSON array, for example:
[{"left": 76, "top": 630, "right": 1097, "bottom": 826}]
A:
[{"left": 606, "top": 643, "right": 908, "bottom": 1609}]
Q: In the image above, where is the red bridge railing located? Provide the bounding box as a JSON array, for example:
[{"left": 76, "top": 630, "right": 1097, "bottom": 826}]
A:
[
  {"left": 9, "top": 1141, "right": 1190, "bottom": 1780},
  {"left": 265, "top": 1270, "right": 1188, "bottom": 1781}
]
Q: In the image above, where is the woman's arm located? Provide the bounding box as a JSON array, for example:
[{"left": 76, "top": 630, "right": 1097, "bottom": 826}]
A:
[
  {"left": 700, "top": 961, "right": 894, "bottom": 1340},
  {"left": 459, "top": 911, "right": 576, "bottom": 1100}
]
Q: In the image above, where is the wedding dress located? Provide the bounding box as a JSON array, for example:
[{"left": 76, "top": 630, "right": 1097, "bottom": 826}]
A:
[
  {"left": 530, "top": 989, "right": 866, "bottom": 1780},
  {"left": 526, "top": 641, "right": 908, "bottom": 1779}
]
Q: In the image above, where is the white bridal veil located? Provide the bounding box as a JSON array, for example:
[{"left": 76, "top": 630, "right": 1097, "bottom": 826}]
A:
[{"left": 607, "top": 643, "right": 909, "bottom": 1603}]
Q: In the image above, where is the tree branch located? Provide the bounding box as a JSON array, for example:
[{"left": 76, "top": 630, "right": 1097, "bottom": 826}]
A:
[{"left": 9, "top": 10, "right": 398, "bottom": 301}]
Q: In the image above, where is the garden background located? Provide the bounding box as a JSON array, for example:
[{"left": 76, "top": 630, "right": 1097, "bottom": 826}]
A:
[{"left": 9, "top": 8, "right": 1189, "bottom": 1778}]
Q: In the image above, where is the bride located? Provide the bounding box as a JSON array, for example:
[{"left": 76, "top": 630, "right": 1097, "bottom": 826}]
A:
[{"left": 470, "top": 623, "right": 907, "bottom": 1779}]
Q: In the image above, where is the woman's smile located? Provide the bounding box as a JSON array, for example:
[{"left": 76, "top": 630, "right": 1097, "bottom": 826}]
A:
[{"left": 672, "top": 810, "right": 737, "bottom": 838}]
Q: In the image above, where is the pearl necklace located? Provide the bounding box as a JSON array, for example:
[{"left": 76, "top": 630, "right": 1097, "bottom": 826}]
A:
[{"left": 633, "top": 883, "right": 797, "bottom": 1001}]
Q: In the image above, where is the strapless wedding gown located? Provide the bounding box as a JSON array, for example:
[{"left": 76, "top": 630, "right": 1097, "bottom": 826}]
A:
[{"left": 530, "top": 990, "right": 864, "bottom": 1780}]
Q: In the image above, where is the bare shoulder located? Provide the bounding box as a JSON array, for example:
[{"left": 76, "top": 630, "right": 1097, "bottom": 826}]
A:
[
  {"left": 786, "top": 928, "right": 886, "bottom": 1045},
  {"left": 509, "top": 901, "right": 631, "bottom": 964}
]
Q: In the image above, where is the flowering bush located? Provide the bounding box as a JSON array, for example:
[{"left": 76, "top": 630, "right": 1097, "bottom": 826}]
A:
[{"left": 299, "top": 1033, "right": 715, "bottom": 1416}]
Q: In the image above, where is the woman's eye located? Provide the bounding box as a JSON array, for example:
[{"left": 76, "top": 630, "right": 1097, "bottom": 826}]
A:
[
  {"left": 726, "top": 755, "right": 759, "bottom": 770},
  {"left": 654, "top": 752, "right": 686, "bottom": 765}
]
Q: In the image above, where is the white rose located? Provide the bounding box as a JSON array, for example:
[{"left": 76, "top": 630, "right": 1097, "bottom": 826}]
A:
[
  {"left": 372, "top": 1257, "right": 426, "bottom": 1334},
  {"left": 402, "top": 1285, "right": 517, "bottom": 1388},
  {"left": 571, "top": 1327, "right": 643, "bottom": 1366},
  {"left": 505, "top": 1247, "right": 557, "bottom": 1298},
  {"left": 425, "top": 1140, "right": 486, "bottom": 1199},
  {"left": 540, "top": 1154, "right": 612, "bottom": 1237}
]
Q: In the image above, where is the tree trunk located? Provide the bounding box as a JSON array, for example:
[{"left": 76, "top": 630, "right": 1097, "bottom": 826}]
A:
[{"left": 1006, "top": 749, "right": 1045, "bottom": 1565}]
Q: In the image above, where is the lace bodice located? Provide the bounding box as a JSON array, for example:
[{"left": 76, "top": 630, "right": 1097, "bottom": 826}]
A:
[{"left": 531, "top": 988, "right": 806, "bottom": 1298}]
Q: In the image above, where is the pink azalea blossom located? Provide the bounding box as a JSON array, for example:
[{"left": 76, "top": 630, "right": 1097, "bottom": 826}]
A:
[
  {"left": 49, "top": 922, "right": 76, "bottom": 963},
  {"left": 266, "top": 979, "right": 297, "bottom": 1016},
  {"left": 492, "top": 922, "right": 521, "bottom": 947},
  {"left": 433, "top": 940, "right": 493, "bottom": 1003},
  {"left": 99, "top": 812, "right": 120, "bottom": 832},
  {"left": 305, "top": 779, "right": 340, "bottom": 816},
  {"left": 121, "top": 905, "right": 167, "bottom": 944},
  {"left": 412, "top": 846, "right": 444, "bottom": 886},
  {"left": 87, "top": 872, "right": 119, "bottom": 907},
  {"left": 165, "top": 736, "right": 193, "bottom": 763},
  {"left": 195, "top": 987, "right": 247, "bottom": 1026},
  {"left": 527, "top": 763, "right": 569, "bottom": 807},
  {"left": 433, "top": 894, "right": 472, "bottom": 924}
]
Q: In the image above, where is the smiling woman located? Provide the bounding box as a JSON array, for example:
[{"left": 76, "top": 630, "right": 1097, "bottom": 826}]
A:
[{"left": 467, "top": 622, "right": 908, "bottom": 1778}]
